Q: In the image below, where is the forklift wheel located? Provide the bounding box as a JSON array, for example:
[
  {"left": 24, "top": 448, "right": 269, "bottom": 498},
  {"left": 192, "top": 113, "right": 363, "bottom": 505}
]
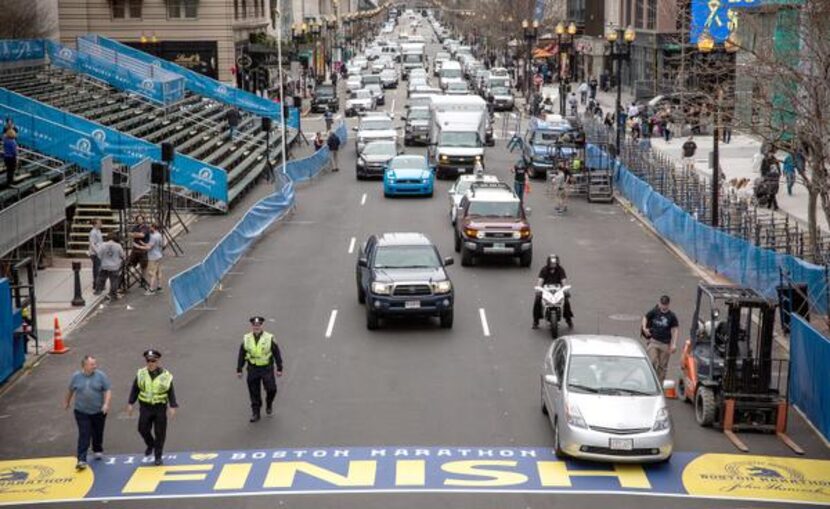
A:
[
  {"left": 695, "top": 386, "right": 716, "bottom": 427},
  {"left": 678, "top": 377, "right": 691, "bottom": 403}
]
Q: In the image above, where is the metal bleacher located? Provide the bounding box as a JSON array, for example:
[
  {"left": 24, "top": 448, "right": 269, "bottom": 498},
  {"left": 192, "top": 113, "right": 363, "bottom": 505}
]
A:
[{"left": 0, "top": 66, "right": 287, "bottom": 212}]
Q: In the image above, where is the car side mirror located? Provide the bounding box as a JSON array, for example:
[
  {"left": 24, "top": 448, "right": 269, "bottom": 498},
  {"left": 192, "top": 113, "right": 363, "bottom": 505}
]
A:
[
  {"left": 443, "top": 256, "right": 454, "bottom": 266},
  {"left": 357, "top": 257, "right": 368, "bottom": 267},
  {"left": 544, "top": 374, "right": 559, "bottom": 386}
]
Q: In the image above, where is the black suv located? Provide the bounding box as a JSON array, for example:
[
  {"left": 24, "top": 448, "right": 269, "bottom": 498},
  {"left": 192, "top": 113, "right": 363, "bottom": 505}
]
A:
[
  {"left": 356, "top": 233, "right": 454, "bottom": 330},
  {"left": 311, "top": 84, "right": 338, "bottom": 113}
]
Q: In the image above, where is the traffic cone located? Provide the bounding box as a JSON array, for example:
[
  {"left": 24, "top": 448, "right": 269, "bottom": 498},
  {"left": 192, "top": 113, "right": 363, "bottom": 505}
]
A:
[{"left": 50, "top": 316, "right": 70, "bottom": 354}]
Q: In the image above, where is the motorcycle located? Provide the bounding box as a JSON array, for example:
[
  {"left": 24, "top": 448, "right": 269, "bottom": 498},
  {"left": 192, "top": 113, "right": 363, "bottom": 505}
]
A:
[{"left": 534, "top": 284, "right": 571, "bottom": 339}]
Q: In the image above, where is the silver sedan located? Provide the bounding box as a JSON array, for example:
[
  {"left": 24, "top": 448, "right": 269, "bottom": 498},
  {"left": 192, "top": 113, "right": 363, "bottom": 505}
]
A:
[{"left": 541, "top": 335, "right": 673, "bottom": 463}]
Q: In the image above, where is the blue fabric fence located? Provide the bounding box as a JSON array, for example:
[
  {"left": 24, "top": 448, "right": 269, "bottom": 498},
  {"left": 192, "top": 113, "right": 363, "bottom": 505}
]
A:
[
  {"left": 789, "top": 315, "right": 830, "bottom": 441},
  {"left": 603, "top": 144, "right": 828, "bottom": 315},
  {"left": 168, "top": 123, "right": 346, "bottom": 319}
]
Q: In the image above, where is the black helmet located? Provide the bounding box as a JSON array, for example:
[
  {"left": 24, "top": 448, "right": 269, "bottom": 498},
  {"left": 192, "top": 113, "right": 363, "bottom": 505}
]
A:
[{"left": 547, "top": 254, "right": 559, "bottom": 266}]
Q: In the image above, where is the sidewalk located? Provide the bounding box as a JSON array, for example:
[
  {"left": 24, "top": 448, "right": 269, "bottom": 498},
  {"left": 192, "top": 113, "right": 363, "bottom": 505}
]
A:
[{"left": 590, "top": 89, "right": 828, "bottom": 233}]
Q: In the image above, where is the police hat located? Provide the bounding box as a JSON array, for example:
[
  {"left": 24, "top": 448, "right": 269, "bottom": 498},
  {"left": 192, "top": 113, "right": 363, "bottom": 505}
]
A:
[
  {"left": 143, "top": 349, "right": 161, "bottom": 360},
  {"left": 249, "top": 316, "right": 265, "bottom": 325}
]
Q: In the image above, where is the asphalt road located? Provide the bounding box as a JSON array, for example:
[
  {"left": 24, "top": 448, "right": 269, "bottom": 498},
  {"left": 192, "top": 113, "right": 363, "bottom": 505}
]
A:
[{"left": 0, "top": 15, "right": 828, "bottom": 509}]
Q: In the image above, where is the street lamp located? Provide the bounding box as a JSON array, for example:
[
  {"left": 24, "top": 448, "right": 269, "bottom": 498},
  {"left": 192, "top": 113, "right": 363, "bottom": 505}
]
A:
[
  {"left": 605, "top": 25, "right": 636, "bottom": 154},
  {"left": 555, "top": 21, "right": 578, "bottom": 115},
  {"left": 697, "top": 29, "right": 738, "bottom": 227},
  {"left": 522, "top": 18, "right": 539, "bottom": 97}
]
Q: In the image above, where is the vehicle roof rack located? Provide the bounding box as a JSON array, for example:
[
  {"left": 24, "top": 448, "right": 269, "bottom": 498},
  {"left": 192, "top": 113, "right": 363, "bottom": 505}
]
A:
[{"left": 469, "top": 181, "right": 513, "bottom": 196}]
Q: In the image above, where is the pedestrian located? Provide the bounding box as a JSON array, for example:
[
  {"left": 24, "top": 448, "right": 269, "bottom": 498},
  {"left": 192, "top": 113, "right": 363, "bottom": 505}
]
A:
[
  {"left": 721, "top": 114, "right": 732, "bottom": 144},
  {"left": 324, "top": 109, "right": 334, "bottom": 132},
  {"left": 599, "top": 70, "right": 609, "bottom": 92},
  {"left": 127, "top": 349, "right": 177, "bottom": 466},
  {"left": 578, "top": 81, "right": 589, "bottom": 105},
  {"left": 237, "top": 316, "right": 284, "bottom": 422},
  {"left": 553, "top": 160, "right": 571, "bottom": 213},
  {"left": 603, "top": 112, "right": 614, "bottom": 130},
  {"left": 326, "top": 129, "right": 341, "bottom": 171},
  {"left": 94, "top": 233, "right": 125, "bottom": 300},
  {"left": 88, "top": 219, "right": 104, "bottom": 293},
  {"left": 512, "top": 159, "right": 527, "bottom": 202},
  {"left": 661, "top": 109, "right": 672, "bottom": 142},
  {"left": 588, "top": 76, "right": 598, "bottom": 99},
  {"left": 142, "top": 223, "right": 163, "bottom": 295},
  {"left": 313, "top": 132, "right": 325, "bottom": 151},
  {"left": 226, "top": 107, "right": 241, "bottom": 141},
  {"left": 65, "top": 355, "right": 112, "bottom": 470},
  {"left": 127, "top": 215, "right": 150, "bottom": 290},
  {"left": 2, "top": 127, "right": 18, "bottom": 189},
  {"left": 782, "top": 152, "right": 797, "bottom": 196},
  {"left": 641, "top": 295, "right": 679, "bottom": 383},
  {"left": 681, "top": 135, "right": 697, "bottom": 171},
  {"left": 330, "top": 70, "right": 338, "bottom": 87},
  {"left": 765, "top": 159, "right": 781, "bottom": 210},
  {"left": 567, "top": 92, "right": 578, "bottom": 116}
]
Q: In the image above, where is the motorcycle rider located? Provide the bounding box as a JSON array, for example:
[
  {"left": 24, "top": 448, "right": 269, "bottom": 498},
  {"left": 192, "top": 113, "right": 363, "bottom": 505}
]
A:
[{"left": 533, "top": 254, "right": 574, "bottom": 329}]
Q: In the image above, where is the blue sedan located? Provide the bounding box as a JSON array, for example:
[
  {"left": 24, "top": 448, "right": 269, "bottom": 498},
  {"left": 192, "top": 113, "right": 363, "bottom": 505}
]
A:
[{"left": 383, "top": 155, "right": 435, "bottom": 197}]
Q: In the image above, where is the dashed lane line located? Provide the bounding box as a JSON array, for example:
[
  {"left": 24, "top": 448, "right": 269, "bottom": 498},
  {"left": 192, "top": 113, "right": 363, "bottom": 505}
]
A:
[
  {"left": 348, "top": 237, "right": 356, "bottom": 254},
  {"left": 361, "top": 193, "right": 367, "bottom": 206},
  {"left": 325, "top": 309, "right": 338, "bottom": 339},
  {"left": 479, "top": 308, "right": 491, "bottom": 337}
]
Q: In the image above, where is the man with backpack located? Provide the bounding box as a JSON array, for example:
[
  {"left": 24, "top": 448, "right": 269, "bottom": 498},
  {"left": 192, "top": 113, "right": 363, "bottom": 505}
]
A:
[{"left": 326, "top": 130, "right": 341, "bottom": 172}]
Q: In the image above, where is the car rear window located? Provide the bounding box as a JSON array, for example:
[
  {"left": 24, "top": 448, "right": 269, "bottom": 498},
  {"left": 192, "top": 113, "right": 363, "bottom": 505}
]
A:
[{"left": 468, "top": 201, "right": 520, "bottom": 217}]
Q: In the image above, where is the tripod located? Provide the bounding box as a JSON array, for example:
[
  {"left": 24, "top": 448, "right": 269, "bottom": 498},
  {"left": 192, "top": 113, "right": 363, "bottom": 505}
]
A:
[{"left": 153, "top": 161, "right": 184, "bottom": 257}]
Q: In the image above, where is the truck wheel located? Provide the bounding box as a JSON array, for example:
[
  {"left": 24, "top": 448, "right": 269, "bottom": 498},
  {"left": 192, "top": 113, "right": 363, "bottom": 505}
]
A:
[
  {"left": 440, "top": 311, "right": 453, "bottom": 329},
  {"left": 454, "top": 232, "right": 461, "bottom": 253},
  {"left": 366, "top": 309, "right": 380, "bottom": 330},
  {"left": 695, "top": 386, "right": 716, "bottom": 427},
  {"left": 519, "top": 250, "right": 532, "bottom": 267},
  {"left": 460, "top": 245, "right": 474, "bottom": 266}
]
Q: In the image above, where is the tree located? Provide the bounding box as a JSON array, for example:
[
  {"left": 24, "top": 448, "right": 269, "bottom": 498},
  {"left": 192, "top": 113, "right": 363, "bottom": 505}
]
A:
[
  {"left": 0, "top": 0, "right": 57, "bottom": 40},
  {"left": 736, "top": 0, "right": 830, "bottom": 260}
]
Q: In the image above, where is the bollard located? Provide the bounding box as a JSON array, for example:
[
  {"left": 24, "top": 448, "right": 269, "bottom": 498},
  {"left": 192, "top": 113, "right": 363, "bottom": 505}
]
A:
[{"left": 71, "top": 261, "right": 86, "bottom": 307}]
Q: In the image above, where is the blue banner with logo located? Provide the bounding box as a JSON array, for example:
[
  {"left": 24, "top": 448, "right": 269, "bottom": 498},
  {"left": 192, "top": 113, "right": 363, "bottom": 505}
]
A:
[
  {"left": 1, "top": 447, "right": 829, "bottom": 506},
  {"left": 45, "top": 41, "right": 184, "bottom": 105},
  {"left": 0, "top": 40, "right": 45, "bottom": 62},
  {"left": 690, "top": 0, "right": 762, "bottom": 44},
  {"left": 0, "top": 88, "right": 228, "bottom": 204},
  {"left": 85, "top": 35, "right": 285, "bottom": 122}
]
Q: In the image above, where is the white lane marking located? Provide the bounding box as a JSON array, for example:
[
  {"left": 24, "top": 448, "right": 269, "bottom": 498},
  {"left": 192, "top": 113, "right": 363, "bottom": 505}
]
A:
[
  {"left": 479, "top": 308, "right": 491, "bottom": 337},
  {"left": 391, "top": 98, "right": 396, "bottom": 115},
  {"left": 348, "top": 237, "right": 356, "bottom": 254},
  {"left": 361, "top": 193, "right": 367, "bottom": 206},
  {"left": 325, "top": 309, "right": 338, "bottom": 338}
]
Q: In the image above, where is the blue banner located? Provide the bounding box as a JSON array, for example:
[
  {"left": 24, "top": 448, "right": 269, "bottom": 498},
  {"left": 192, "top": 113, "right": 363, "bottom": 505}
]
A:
[
  {"left": 86, "top": 35, "right": 285, "bottom": 122},
  {"left": 0, "top": 88, "right": 228, "bottom": 204},
  {"left": 0, "top": 40, "right": 45, "bottom": 62},
  {"left": 690, "top": 0, "right": 761, "bottom": 44},
  {"left": 45, "top": 41, "right": 184, "bottom": 105},
  {"left": 1, "top": 447, "right": 829, "bottom": 506},
  {"left": 790, "top": 315, "right": 830, "bottom": 442}
]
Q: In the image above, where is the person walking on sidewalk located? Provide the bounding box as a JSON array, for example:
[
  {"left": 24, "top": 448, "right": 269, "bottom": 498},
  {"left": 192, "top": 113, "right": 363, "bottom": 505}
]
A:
[
  {"left": 237, "top": 316, "right": 284, "bottom": 422},
  {"left": 88, "top": 219, "right": 104, "bottom": 294},
  {"left": 764, "top": 159, "right": 781, "bottom": 210},
  {"left": 127, "top": 349, "right": 178, "bottom": 466},
  {"left": 588, "top": 76, "right": 598, "bottom": 100},
  {"left": 783, "top": 152, "right": 797, "bottom": 196},
  {"left": 324, "top": 109, "right": 334, "bottom": 132},
  {"left": 511, "top": 159, "right": 528, "bottom": 203},
  {"left": 578, "top": 81, "right": 589, "bottom": 105},
  {"left": 65, "top": 355, "right": 112, "bottom": 470},
  {"left": 141, "top": 223, "right": 164, "bottom": 295},
  {"left": 641, "top": 295, "right": 679, "bottom": 383},
  {"left": 127, "top": 215, "right": 150, "bottom": 290},
  {"left": 94, "top": 233, "right": 125, "bottom": 300},
  {"left": 326, "top": 130, "right": 341, "bottom": 171},
  {"left": 682, "top": 136, "right": 697, "bottom": 171}
]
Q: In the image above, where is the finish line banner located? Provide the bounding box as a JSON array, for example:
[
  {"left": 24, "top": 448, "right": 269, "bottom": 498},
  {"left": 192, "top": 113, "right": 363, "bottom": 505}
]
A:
[{"left": 1, "top": 447, "right": 829, "bottom": 506}]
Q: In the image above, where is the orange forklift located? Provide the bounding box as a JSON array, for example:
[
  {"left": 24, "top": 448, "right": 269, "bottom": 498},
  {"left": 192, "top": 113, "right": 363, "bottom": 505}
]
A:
[{"left": 679, "top": 283, "right": 803, "bottom": 454}]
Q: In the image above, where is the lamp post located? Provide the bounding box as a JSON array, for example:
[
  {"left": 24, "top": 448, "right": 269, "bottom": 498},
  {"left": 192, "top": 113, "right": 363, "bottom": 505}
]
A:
[
  {"left": 697, "top": 29, "right": 738, "bottom": 227},
  {"left": 555, "top": 21, "right": 577, "bottom": 115},
  {"left": 605, "top": 25, "right": 636, "bottom": 154},
  {"left": 326, "top": 15, "right": 337, "bottom": 78},
  {"left": 522, "top": 18, "right": 539, "bottom": 98}
]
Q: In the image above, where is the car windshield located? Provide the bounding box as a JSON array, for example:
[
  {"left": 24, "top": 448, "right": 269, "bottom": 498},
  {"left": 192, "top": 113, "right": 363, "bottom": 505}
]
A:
[
  {"left": 409, "top": 109, "right": 430, "bottom": 120},
  {"left": 448, "top": 83, "right": 467, "bottom": 91},
  {"left": 316, "top": 86, "right": 334, "bottom": 97},
  {"left": 439, "top": 132, "right": 480, "bottom": 147},
  {"left": 489, "top": 79, "right": 509, "bottom": 88},
  {"left": 390, "top": 157, "right": 424, "bottom": 170},
  {"left": 373, "top": 245, "right": 440, "bottom": 268},
  {"left": 467, "top": 200, "right": 520, "bottom": 217},
  {"left": 532, "top": 130, "right": 566, "bottom": 145},
  {"left": 567, "top": 355, "right": 660, "bottom": 396},
  {"left": 491, "top": 87, "right": 509, "bottom": 96},
  {"left": 354, "top": 90, "right": 372, "bottom": 99},
  {"left": 410, "top": 79, "right": 427, "bottom": 87},
  {"left": 363, "top": 142, "right": 396, "bottom": 156},
  {"left": 441, "top": 69, "right": 462, "bottom": 79},
  {"left": 363, "top": 76, "right": 381, "bottom": 84},
  {"left": 362, "top": 119, "right": 393, "bottom": 130},
  {"left": 404, "top": 54, "right": 422, "bottom": 63}
]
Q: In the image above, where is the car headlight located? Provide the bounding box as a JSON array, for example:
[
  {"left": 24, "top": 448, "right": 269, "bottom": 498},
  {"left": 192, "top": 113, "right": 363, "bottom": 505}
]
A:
[
  {"left": 512, "top": 231, "right": 522, "bottom": 239},
  {"left": 431, "top": 280, "right": 452, "bottom": 294},
  {"left": 475, "top": 155, "right": 481, "bottom": 161},
  {"left": 565, "top": 400, "right": 588, "bottom": 428},
  {"left": 371, "top": 282, "right": 393, "bottom": 295},
  {"left": 440, "top": 154, "right": 448, "bottom": 162},
  {"left": 653, "top": 406, "right": 671, "bottom": 431},
  {"left": 357, "top": 158, "right": 366, "bottom": 167}
]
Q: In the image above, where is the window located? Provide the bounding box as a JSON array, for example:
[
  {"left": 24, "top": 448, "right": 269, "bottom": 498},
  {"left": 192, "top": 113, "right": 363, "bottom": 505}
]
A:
[
  {"left": 234, "top": 0, "right": 239, "bottom": 19},
  {"left": 112, "top": 0, "right": 142, "bottom": 19},
  {"left": 168, "top": 0, "right": 198, "bottom": 19},
  {"left": 241, "top": 0, "right": 248, "bottom": 18},
  {"left": 636, "top": 0, "right": 644, "bottom": 29},
  {"left": 647, "top": 0, "right": 656, "bottom": 30}
]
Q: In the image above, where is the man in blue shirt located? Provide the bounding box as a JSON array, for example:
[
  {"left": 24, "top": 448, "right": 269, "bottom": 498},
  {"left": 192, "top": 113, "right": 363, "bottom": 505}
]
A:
[
  {"left": 2, "top": 127, "right": 18, "bottom": 189},
  {"left": 65, "top": 355, "right": 112, "bottom": 470}
]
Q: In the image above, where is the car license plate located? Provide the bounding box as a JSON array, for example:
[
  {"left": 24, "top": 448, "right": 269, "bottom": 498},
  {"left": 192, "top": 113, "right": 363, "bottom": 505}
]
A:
[
  {"left": 405, "top": 301, "right": 420, "bottom": 309},
  {"left": 609, "top": 438, "right": 633, "bottom": 451},
  {"left": 493, "top": 243, "right": 506, "bottom": 249}
]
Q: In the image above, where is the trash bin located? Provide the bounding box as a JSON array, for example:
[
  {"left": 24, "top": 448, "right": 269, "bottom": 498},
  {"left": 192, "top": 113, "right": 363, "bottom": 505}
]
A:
[{"left": 777, "top": 283, "right": 810, "bottom": 334}]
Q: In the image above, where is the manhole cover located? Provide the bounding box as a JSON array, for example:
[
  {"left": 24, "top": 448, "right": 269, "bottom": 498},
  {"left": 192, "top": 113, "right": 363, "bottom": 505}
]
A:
[{"left": 609, "top": 313, "right": 642, "bottom": 321}]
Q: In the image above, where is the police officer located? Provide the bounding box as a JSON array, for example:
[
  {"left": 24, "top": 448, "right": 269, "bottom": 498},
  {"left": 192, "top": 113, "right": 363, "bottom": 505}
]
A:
[
  {"left": 237, "top": 316, "right": 283, "bottom": 422},
  {"left": 532, "top": 254, "right": 574, "bottom": 329},
  {"left": 127, "top": 349, "right": 177, "bottom": 466}
]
